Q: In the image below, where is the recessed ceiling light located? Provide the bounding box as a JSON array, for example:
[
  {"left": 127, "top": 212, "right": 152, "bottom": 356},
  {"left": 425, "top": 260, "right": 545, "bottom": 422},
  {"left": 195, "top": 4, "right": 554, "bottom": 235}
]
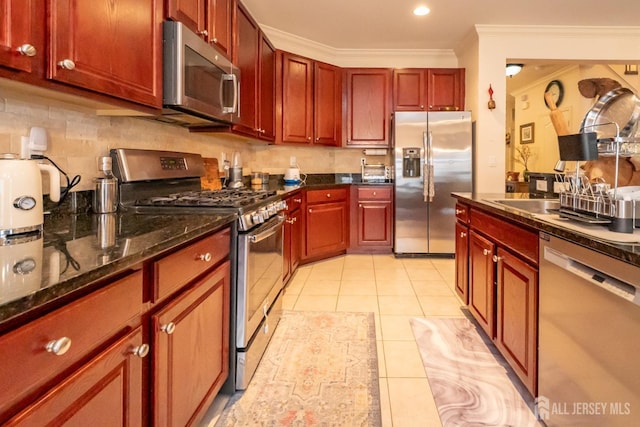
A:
[{"left": 413, "top": 6, "right": 430, "bottom": 16}]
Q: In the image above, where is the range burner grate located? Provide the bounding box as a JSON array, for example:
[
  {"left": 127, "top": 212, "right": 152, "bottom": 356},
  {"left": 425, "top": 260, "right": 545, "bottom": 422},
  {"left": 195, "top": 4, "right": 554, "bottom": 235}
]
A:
[{"left": 135, "top": 188, "right": 277, "bottom": 209}]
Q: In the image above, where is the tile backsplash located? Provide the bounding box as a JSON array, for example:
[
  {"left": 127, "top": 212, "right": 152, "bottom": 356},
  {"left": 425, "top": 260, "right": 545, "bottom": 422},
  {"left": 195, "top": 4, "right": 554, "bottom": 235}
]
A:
[{"left": 0, "top": 83, "right": 390, "bottom": 193}]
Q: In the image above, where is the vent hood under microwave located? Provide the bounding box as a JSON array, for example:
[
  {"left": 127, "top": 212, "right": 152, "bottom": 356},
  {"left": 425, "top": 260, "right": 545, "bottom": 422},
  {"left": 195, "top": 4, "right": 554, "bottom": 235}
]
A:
[{"left": 160, "top": 21, "right": 240, "bottom": 128}]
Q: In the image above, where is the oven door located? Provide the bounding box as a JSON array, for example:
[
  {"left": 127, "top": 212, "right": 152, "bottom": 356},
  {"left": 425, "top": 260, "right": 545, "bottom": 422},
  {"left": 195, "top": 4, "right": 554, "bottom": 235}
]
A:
[{"left": 236, "top": 214, "right": 284, "bottom": 348}]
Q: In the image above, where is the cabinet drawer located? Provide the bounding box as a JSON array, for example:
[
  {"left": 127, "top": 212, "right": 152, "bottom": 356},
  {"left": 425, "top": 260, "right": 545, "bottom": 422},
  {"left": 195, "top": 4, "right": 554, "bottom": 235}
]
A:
[
  {"left": 154, "top": 228, "right": 230, "bottom": 301},
  {"left": 306, "top": 188, "right": 348, "bottom": 204},
  {"left": 358, "top": 186, "right": 391, "bottom": 201},
  {"left": 455, "top": 203, "right": 469, "bottom": 223},
  {"left": 470, "top": 209, "right": 538, "bottom": 265},
  {"left": 0, "top": 271, "right": 143, "bottom": 420},
  {"left": 285, "top": 191, "right": 304, "bottom": 212}
]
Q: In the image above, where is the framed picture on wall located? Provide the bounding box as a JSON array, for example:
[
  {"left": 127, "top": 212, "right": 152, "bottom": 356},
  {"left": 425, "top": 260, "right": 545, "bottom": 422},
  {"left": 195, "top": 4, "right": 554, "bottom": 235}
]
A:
[{"left": 520, "top": 122, "right": 534, "bottom": 144}]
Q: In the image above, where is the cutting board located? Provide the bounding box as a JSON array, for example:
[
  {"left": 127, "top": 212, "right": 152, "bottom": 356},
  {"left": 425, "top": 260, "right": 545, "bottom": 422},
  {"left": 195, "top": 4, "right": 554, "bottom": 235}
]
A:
[{"left": 201, "top": 158, "right": 222, "bottom": 190}]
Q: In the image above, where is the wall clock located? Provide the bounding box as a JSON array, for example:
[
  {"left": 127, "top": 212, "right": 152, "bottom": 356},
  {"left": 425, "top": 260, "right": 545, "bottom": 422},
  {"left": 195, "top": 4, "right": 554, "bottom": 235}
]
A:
[{"left": 544, "top": 80, "right": 564, "bottom": 108}]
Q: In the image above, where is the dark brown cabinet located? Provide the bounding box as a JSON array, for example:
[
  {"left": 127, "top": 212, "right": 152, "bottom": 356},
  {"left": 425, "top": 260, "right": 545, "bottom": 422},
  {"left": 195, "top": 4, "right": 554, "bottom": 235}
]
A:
[
  {"left": 0, "top": 0, "right": 43, "bottom": 74},
  {"left": 283, "top": 192, "right": 303, "bottom": 284},
  {"left": 454, "top": 203, "right": 469, "bottom": 304},
  {"left": 303, "top": 187, "right": 349, "bottom": 261},
  {"left": 350, "top": 185, "right": 393, "bottom": 252},
  {"left": 344, "top": 68, "right": 392, "bottom": 147},
  {"left": 166, "top": 0, "right": 233, "bottom": 59},
  {"left": 152, "top": 260, "right": 230, "bottom": 426},
  {"left": 232, "top": 2, "right": 275, "bottom": 141},
  {"left": 393, "top": 68, "right": 465, "bottom": 112},
  {"left": 276, "top": 52, "right": 342, "bottom": 146},
  {"left": 48, "top": 0, "right": 162, "bottom": 108}
]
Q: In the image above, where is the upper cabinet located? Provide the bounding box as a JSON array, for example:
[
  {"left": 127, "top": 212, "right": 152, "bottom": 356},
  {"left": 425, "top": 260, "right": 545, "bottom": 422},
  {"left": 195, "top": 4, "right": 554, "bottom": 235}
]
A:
[
  {"left": 276, "top": 52, "right": 342, "bottom": 146},
  {"left": 166, "top": 0, "right": 233, "bottom": 59},
  {"left": 393, "top": 68, "right": 465, "bottom": 112},
  {"left": 0, "top": 0, "right": 44, "bottom": 75},
  {"left": 345, "top": 68, "right": 392, "bottom": 147},
  {"left": 48, "top": 0, "right": 162, "bottom": 108},
  {"left": 232, "top": 2, "right": 275, "bottom": 141}
]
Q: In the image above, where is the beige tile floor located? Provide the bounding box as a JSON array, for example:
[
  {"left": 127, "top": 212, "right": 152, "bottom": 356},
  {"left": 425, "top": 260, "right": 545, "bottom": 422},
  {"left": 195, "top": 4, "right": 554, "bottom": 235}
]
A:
[{"left": 283, "top": 254, "right": 467, "bottom": 427}]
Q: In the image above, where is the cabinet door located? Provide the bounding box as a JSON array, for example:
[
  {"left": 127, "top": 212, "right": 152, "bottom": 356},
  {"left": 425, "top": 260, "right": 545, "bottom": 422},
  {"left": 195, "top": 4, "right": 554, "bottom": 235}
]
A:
[
  {"left": 426, "top": 68, "right": 465, "bottom": 111},
  {"left": 314, "top": 61, "right": 342, "bottom": 146},
  {"left": 207, "top": 0, "right": 232, "bottom": 58},
  {"left": 6, "top": 328, "right": 145, "bottom": 426},
  {"left": 166, "top": 0, "right": 205, "bottom": 37},
  {"left": 345, "top": 68, "right": 392, "bottom": 147},
  {"left": 152, "top": 261, "right": 230, "bottom": 427},
  {"left": 357, "top": 201, "right": 392, "bottom": 247},
  {"left": 232, "top": 2, "right": 258, "bottom": 134},
  {"left": 258, "top": 33, "right": 275, "bottom": 141},
  {"left": 48, "top": 0, "right": 162, "bottom": 107},
  {"left": 306, "top": 202, "right": 348, "bottom": 259},
  {"left": 468, "top": 230, "right": 495, "bottom": 338},
  {"left": 455, "top": 221, "right": 469, "bottom": 304},
  {"left": 393, "top": 69, "right": 426, "bottom": 111},
  {"left": 290, "top": 206, "right": 302, "bottom": 272},
  {"left": 495, "top": 248, "right": 538, "bottom": 395},
  {"left": 280, "top": 52, "right": 313, "bottom": 144},
  {"left": 0, "top": 0, "right": 42, "bottom": 74}
]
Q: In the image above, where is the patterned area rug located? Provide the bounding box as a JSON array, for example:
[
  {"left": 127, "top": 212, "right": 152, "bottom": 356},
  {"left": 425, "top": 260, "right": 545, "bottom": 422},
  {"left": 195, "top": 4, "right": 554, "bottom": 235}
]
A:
[
  {"left": 411, "top": 316, "right": 542, "bottom": 427},
  {"left": 216, "top": 311, "right": 381, "bottom": 426}
]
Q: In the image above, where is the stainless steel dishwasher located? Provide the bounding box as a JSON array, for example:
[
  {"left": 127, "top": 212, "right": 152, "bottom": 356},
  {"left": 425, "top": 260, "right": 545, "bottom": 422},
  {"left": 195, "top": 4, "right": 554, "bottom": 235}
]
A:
[{"left": 539, "top": 233, "right": 640, "bottom": 426}]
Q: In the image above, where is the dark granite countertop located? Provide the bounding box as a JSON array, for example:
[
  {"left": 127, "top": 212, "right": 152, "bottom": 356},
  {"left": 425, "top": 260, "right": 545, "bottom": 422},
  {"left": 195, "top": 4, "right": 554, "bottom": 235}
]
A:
[
  {"left": 453, "top": 192, "right": 640, "bottom": 268},
  {"left": 0, "top": 211, "right": 236, "bottom": 329}
]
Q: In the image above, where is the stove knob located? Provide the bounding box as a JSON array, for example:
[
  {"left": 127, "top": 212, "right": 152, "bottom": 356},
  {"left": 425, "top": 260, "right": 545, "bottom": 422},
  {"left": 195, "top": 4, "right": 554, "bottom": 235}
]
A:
[{"left": 251, "top": 213, "right": 263, "bottom": 224}]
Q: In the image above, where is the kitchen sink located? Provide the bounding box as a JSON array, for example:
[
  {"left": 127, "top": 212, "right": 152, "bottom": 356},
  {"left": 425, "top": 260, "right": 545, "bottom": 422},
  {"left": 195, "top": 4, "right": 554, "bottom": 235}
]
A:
[{"left": 484, "top": 198, "right": 560, "bottom": 215}]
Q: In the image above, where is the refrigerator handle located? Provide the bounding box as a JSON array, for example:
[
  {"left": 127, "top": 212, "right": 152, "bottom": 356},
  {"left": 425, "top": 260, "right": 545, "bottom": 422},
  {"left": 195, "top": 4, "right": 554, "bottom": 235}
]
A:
[{"left": 423, "top": 131, "right": 435, "bottom": 202}]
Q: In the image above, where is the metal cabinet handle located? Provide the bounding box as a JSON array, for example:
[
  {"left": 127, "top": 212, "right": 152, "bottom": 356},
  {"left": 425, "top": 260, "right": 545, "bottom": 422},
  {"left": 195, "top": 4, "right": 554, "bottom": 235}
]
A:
[
  {"left": 460, "top": 231, "right": 466, "bottom": 238},
  {"left": 293, "top": 198, "right": 302, "bottom": 203},
  {"left": 57, "top": 59, "right": 75, "bottom": 70},
  {"left": 326, "top": 193, "right": 331, "bottom": 198},
  {"left": 483, "top": 249, "right": 490, "bottom": 256},
  {"left": 212, "top": 37, "right": 218, "bottom": 43},
  {"left": 17, "top": 44, "right": 36, "bottom": 57},
  {"left": 197, "top": 253, "right": 212, "bottom": 262},
  {"left": 307, "top": 137, "right": 311, "bottom": 141},
  {"left": 161, "top": 322, "right": 176, "bottom": 335},
  {"left": 308, "top": 208, "right": 312, "bottom": 213},
  {"left": 131, "top": 343, "right": 149, "bottom": 358},
  {"left": 286, "top": 218, "right": 294, "bottom": 224},
  {"left": 420, "top": 105, "right": 424, "bottom": 110},
  {"left": 46, "top": 337, "right": 71, "bottom": 355},
  {"left": 198, "top": 30, "right": 209, "bottom": 36},
  {"left": 455, "top": 209, "right": 463, "bottom": 214},
  {"left": 359, "top": 203, "right": 362, "bottom": 208},
  {"left": 492, "top": 255, "right": 503, "bottom": 263}
]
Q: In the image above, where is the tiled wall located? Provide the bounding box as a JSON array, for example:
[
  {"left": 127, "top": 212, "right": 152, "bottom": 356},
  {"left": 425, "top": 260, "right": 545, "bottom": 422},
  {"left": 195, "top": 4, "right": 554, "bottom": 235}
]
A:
[{"left": 0, "top": 84, "right": 390, "bottom": 192}]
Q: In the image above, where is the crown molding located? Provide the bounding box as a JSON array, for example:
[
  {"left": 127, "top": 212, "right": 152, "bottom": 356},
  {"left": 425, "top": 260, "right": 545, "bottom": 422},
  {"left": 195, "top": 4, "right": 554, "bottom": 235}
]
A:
[{"left": 261, "top": 25, "right": 459, "bottom": 68}]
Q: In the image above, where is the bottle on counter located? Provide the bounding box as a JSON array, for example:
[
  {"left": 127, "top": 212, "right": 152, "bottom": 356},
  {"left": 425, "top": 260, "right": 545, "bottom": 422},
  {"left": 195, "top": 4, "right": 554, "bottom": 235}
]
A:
[{"left": 92, "top": 156, "right": 119, "bottom": 214}]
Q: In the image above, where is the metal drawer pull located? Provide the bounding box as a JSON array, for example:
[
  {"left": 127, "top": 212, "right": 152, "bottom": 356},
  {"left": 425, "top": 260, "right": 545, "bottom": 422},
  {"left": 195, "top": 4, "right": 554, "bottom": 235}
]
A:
[
  {"left": 293, "top": 198, "right": 302, "bottom": 203},
  {"left": 286, "top": 218, "right": 295, "bottom": 224},
  {"left": 17, "top": 44, "right": 36, "bottom": 57},
  {"left": 373, "top": 191, "right": 377, "bottom": 196},
  {"left": 198, "top": 30, "right": 208, "bottom": 36},
  {"left": 326, "top": 193, "right": 331, "bottom": 198},
  {"left": 455, "top": 209, "right": 463, "bottom": 214},
  {"left": 198, "top": 253, "right": 212, "bottom": 262},
  {"left": 460, "top": 231, "right": 466, "bottom": 238},
  {"left": 46, "top": 337, "right": 71, "bottom": 356},
  {"left": 131, "top": 343, "right": 150, "bottom": 358},
  {"left": 57, "top": 59, "right": 75, "bottom": 70},
  {"left": 483, "top": 249, "right": 490, "bottom": 256},
  {"left": 492, "top": 255, "right": 503, "bottom": 263},
  {"left": 161, "top": 322, "right": 176, "bottom": 335}
]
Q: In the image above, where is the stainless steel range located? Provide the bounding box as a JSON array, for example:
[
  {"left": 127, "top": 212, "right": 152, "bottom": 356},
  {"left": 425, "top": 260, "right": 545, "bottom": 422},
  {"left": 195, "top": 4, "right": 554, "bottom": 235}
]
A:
[{"left": 110, "top": 148, "right": 286, "bottom": 391}]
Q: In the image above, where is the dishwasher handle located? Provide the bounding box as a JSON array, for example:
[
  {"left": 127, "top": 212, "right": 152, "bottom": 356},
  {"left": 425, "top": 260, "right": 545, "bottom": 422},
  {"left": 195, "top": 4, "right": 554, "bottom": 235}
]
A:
[{"left": 543, "top": 246, "right": 640, "bottom": 305}]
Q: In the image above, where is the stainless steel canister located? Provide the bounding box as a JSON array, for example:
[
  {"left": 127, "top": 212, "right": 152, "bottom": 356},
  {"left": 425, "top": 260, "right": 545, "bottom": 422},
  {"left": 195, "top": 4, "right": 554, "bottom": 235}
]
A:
[{"left": 92, "top": 176, "right": 118, "bottom": 213}]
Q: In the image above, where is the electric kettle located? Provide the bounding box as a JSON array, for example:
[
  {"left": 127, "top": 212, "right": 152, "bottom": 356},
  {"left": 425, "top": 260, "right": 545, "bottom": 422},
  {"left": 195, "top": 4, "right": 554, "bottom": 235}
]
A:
[{"left": 0, "top": 154, "right": 61, "bottom": 244}]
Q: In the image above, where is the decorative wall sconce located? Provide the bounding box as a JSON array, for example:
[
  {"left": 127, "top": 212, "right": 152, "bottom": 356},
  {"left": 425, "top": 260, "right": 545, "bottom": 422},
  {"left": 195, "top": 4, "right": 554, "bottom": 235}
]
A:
[
  {"left": 487, "top": 84, "right": 496, "bottom": 110},
  {"left": 624, "top": 64, "right": 638, "bottom": 75},
  {"left": 506, "top": 63, "right": 523, "bottom": 77}
]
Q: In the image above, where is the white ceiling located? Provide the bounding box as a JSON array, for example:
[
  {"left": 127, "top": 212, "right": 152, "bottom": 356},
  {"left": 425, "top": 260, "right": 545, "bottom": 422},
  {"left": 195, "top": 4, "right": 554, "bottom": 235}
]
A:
[{"left": 241, "top": 0, "right": 640, "bottom": 51}]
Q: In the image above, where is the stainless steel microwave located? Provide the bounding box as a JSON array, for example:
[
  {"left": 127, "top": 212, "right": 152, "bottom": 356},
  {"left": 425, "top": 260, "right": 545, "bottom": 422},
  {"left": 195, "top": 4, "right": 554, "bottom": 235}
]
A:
[{"left": 162, "top": 21, "right": 240, "bottom": 127}]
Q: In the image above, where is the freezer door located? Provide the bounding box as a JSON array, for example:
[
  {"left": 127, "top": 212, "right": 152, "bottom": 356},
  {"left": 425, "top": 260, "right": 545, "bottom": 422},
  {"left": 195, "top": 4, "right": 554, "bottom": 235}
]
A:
[
  {"left": 427, "top": 112, "right": 472, "bottom": 253},
  {"left": 394, "top": 112, "right": 429, "bottom": 253}
]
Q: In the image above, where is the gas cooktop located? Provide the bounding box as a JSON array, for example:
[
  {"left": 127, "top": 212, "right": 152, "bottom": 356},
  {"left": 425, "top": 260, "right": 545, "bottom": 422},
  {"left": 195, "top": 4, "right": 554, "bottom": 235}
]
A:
[{"left": 135, "top": 188, "right": 277, "bottom": 209}]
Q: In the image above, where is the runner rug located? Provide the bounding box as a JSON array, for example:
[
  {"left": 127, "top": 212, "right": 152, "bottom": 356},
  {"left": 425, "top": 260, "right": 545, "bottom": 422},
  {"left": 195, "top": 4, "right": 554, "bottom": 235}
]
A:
[
  {"left": 216, "top": 311, "right": 381, "bottom": 426},
  {"left": 411, "top": 316, "right": 542, "bottom": 427}
]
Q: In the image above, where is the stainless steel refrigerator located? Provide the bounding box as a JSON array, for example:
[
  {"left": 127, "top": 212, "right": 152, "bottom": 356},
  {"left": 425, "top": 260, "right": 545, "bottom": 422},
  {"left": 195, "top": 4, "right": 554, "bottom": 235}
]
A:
[{"left": 393, "top": 111, "right": 473, "bottom": 255}]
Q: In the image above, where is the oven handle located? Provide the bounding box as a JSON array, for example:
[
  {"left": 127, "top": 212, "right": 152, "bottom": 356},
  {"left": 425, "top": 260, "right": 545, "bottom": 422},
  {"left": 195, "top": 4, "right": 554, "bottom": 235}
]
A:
[{"left": 248, "top": 214, "right": 284, "bottom": 243}]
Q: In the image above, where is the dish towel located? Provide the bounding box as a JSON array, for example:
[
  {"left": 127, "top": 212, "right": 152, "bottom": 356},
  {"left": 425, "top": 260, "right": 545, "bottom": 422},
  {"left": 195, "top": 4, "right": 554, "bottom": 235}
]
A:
[{"left": 423, "top": 163, "right": 435, "bottom": 202}]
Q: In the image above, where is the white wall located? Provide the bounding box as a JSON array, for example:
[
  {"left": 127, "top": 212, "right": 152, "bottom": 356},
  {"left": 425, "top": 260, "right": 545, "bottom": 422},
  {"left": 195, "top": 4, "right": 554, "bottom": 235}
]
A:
[{"left": 471, "top": 25, "right": 640, "bottom": 193}]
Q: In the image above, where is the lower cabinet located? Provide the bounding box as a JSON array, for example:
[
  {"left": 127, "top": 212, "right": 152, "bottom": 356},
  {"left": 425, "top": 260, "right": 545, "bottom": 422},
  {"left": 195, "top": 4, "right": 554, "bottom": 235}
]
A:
[
  {"left": 303, "top": 187, "right": 349, "bottom": 262},
  {"left": 152, "top": 259, "right": 230, "bottom": 426},
  {"left": 283, "top": 192, "right": 303, "bottom": 284},
  {"left": 463, "top": 204, "right": 539, "bottom": 396},
  {"left": 454, "top": 221, "right": 469, "bottom": 304},
  {"left": 349, "top": 185, "right": 393, "bottom": 253}
]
